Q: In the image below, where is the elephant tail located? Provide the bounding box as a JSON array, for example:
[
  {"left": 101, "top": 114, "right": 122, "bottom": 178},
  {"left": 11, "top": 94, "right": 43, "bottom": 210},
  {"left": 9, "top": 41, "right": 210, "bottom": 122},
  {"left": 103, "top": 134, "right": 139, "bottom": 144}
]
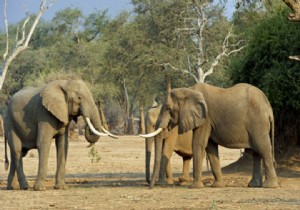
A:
[{"left": 270, "top": 116, "right": 276, "bottom": 167}]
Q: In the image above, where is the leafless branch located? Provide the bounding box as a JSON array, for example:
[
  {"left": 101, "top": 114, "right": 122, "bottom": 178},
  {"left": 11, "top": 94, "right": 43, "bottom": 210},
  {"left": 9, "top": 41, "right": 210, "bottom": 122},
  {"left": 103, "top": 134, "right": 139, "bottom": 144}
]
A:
[
  {"left": 0, "top": 0, "right": 55, "bottom": 90},
  {"left": 3, "top": 0, "right": 8, "bottom": 60},
  {"left": 289, "top": 55, "right": 300, "bottom": 61}
]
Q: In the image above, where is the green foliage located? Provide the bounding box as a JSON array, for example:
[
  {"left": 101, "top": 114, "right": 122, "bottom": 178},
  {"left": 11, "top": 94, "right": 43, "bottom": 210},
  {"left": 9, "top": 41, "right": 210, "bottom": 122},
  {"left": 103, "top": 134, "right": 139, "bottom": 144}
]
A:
[
  {"left": 228, "top": 8, "right": 300, "bottom": 111},
  {"left": 88, "top": 146, "right": 101, "bottom": 163}
]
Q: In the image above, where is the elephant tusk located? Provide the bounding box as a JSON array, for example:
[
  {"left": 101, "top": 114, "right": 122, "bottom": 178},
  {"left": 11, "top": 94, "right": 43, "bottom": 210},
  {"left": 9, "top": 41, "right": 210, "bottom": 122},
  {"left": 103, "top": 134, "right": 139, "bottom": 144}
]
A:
[
  {"left": 85, "top": 117, "right": 108, "bottom": 137},
  {"left": 101, "top": 126, "right": 118, "bottom": 139},
  {"left": 139, "top": 128, "right": 163, "bottom": 138}
]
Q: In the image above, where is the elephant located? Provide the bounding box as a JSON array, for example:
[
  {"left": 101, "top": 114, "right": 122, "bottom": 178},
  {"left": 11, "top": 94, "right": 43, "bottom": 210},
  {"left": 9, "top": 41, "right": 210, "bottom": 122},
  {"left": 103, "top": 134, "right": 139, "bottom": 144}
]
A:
[
  {"left": 143, "top": 82, "right": 278, "bottom": 188},
  {"left": 3, "top": 79, "right": 117, "bottom": 191},
  {"left": 143, "top": 102, "right": 193, "bottom": 188}
]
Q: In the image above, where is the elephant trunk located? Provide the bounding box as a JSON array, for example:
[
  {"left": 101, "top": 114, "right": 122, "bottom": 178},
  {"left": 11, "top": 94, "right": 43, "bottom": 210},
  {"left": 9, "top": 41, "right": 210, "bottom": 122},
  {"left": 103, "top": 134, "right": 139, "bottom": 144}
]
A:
[
  {"left": 149, "top": 134, "right": 164, "bottom": 189},
  {"left": 145, "top": 137, "right": 154, "bottom": 184},
  {"left": 83, "top": 104, "right": 102, "bottom": 144}
]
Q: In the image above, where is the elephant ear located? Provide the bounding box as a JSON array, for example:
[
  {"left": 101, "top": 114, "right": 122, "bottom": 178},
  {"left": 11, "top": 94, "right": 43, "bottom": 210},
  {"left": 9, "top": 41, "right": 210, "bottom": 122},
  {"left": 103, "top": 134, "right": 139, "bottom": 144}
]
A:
[
  {"left": 40, "top": 80, "right": 69, "bottom": 125},
  {"left": 172, "top": 88, "right": 207, "bottom": 134}
]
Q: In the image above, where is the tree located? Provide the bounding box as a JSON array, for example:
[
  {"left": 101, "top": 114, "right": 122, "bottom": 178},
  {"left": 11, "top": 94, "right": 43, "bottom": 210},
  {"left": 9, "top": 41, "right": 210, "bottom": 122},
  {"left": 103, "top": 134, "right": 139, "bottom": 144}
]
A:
[
  {"left": 169, "top": 0, "right": 245, "bottom": 83},
  {"left": 0, "top": 0, "right": 54, "bottom": 90},
  {"left": 227, "top": 7, "right": 300, "bottom": 151}
]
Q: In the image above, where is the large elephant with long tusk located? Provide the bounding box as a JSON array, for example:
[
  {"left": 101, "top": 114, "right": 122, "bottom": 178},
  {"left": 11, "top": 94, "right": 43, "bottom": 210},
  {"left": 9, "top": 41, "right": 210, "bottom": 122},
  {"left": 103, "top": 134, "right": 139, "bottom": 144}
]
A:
[
  {"left": 142, "top": 83, "right": 278, "bottom": 189},
  {"left": 3, "top": 79, "right": 117, "bottom": 191}
]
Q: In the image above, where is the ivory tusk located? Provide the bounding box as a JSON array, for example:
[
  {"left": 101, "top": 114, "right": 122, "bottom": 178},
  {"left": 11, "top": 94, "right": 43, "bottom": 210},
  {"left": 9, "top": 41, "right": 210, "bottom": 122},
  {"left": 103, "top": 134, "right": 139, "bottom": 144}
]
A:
[
  {"left": 101, "top": 126, "right": 118, "bottom": 139},
  {"left": 139, "top": 128, "right": 163, "bottom": 138},
  {"left": 85, "top": 117, "right": 108, "bottom": 137}
]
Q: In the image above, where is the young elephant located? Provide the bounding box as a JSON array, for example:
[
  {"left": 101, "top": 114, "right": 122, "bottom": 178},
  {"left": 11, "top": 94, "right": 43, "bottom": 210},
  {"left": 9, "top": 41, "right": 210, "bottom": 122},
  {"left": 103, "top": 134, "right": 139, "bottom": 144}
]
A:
[
  {"left": 4, "top": 79, "right": 116, "bottom": 191},
  {"left": 144, "top": 83, "right": 278, "bottom": 188},
  {"left": 143, "top": 103, "right": 193, "bottom": 189}
]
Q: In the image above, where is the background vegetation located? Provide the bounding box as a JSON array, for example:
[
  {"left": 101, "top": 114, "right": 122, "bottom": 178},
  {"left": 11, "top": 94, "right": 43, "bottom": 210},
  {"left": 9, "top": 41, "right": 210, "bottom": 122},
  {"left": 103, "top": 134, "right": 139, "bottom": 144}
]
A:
[{"left": 0, "top": 0, "right": 299, "bottom": 155}]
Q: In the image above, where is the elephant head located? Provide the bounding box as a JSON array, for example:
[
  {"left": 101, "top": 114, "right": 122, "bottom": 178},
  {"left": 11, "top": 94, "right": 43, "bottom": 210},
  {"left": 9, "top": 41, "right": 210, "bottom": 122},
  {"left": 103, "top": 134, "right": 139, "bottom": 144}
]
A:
[
  {"left": 40, "top": 79, "right": 114, "bottom": 144},
  {"left": 141, "top": 88, "right": 207, "bottom": 138}
]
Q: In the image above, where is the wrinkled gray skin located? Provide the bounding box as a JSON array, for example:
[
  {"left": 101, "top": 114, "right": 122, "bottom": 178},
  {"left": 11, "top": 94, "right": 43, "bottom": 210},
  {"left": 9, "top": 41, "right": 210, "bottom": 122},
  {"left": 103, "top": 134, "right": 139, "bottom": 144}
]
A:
[
  {"left": 155, "top": 83, "right": 278, "bottom": 188},
  {"left": 4, "top": 80, "right": 102, "bottom": 191},
  {"left": 145, "top": 104, "right": 193, "bottom": 189}
]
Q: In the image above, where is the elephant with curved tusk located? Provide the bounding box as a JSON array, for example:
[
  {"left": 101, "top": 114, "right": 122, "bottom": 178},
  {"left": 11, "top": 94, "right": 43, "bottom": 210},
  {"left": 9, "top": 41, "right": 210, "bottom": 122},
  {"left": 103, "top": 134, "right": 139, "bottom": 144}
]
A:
[
  {"left": 3, "top": 79, "right": 117, "bottom": 191},
  {"left": 141, "top": 103, "right": 193, "bottom": 189},
  {"left": 143, "top": 83, "right": 278, "bottom": 189}
]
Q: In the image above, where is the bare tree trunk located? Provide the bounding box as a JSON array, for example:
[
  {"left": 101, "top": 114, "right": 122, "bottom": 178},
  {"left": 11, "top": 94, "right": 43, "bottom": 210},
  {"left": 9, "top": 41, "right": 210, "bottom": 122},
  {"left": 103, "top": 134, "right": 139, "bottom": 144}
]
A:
[
  {"left": 97, "top": 99, "right": 108, "bottom": 130},
  {"left": 0, "top": 0, "right": 54, "bottom": 90},
  {"left": 166, "top": 74, "right": 172, "bottom": 93},
  {"left": 283, "top": 0, "right": 300, "bottom": 22},
  {"left": 139, "top": 98, "right": 145, "bottom": 134}
]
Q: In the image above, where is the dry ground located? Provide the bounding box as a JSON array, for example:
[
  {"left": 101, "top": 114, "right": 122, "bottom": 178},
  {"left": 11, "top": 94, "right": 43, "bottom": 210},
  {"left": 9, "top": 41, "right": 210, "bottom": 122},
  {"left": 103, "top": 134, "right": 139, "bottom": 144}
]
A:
[{"left": 0, "top": 135, "right": 299, "bottom": 210}]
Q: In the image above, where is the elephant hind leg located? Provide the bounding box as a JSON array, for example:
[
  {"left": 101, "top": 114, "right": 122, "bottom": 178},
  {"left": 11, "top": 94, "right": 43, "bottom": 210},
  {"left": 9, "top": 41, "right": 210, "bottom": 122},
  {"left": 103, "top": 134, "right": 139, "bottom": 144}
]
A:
[
  {"left": 7, "top": 133, "right": 28, "bottom": 190},
  {"left": 251, "top": 135, "right": 278, "bottom": 188},
  {"left": 7, "top": 156, "right": 19, "bottom": 190},
  {"left": 248, "top": 151, "right": 263, "bottom": 187}
]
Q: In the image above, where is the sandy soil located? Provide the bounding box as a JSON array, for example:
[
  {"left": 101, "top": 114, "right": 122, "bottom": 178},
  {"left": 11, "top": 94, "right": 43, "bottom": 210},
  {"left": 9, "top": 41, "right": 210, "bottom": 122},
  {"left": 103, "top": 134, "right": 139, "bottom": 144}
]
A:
[{"left": 0, "top": 135, "right": 299, "bottom": 210}]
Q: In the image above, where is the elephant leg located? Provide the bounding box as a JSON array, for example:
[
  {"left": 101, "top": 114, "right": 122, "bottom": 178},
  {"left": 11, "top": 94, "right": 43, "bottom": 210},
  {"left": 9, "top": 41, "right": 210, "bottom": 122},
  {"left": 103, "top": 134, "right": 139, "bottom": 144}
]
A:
[
  {"left": 145, "top": 137, "right": 154, "bottom": 184},
  {"left": 7, "top": 161, "right": 18, "bottom": 190},
  {"left": 261, "top": 150, "right": 278, "bottom": 188},
  {"left": 7, "top": 153, "right": 21, "bottom": 190},
  {"left": 251, "top": 135, "right": 278, "bottom": 188},
  {"left": 248, "top": 151, "right": 263, "bottom": 187},
  {"left": 7, "top": 133, "right": 28, "bottom": 190},
  {"left": 191, "top": 123, "right": 211, "bottom": 189},
  {"left": 165, "top": 160, "right": 174, "bottom": 184},
  {"left": 54, "top": 133, "right": 68, "bottom": 189},
  {"left": 206, "top": 141, "right": 224, "bottom": 188},
  {"left": 179, "top": 156, "right": 192, "bottom": 183},
  {"left": 34, "top": 130, "right": 52, "bottom": 191},
  {"left": 159, "top": 134, "right": 177, "bottom": 185}
]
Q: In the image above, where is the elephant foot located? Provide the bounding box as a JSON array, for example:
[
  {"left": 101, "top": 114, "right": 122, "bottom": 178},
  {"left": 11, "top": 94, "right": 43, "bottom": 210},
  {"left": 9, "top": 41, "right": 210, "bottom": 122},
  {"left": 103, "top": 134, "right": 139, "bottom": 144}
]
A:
[
  {"left": 263, "top": 178, "right": 278, "bottom": 188},
  {"left": 54, "top": 184, "right": 67, "bottom": 190},
  {"left": 212, "top": 180, "right": 225, "bottom": 188},
  {"left": 189, "top": 181, "right": 204, "bottom": 189},
  {"left": 248, "top": 178, "right": 263, "bottom": 188},
  {"left": 179, "top": 176, "right": 192, "bottom": 183},
  {"left": 33, "top": 181, "right": 47, "bottom": 191},
  {"left": 19, "top": 181, "right": 28, "bottom": 190},
  {"left": 7, "top": 184, "right": 20, "bottom": 190},
  {"left": 166, "top": 178, "right": 174, "bottom": 185}
]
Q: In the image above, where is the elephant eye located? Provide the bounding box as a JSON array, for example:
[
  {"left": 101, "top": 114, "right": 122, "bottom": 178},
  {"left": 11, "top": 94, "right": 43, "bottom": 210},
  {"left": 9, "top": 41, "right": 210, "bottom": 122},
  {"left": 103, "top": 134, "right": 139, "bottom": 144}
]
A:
[{"left": 78, "top": 96, "right": 82, "bottom": 100}]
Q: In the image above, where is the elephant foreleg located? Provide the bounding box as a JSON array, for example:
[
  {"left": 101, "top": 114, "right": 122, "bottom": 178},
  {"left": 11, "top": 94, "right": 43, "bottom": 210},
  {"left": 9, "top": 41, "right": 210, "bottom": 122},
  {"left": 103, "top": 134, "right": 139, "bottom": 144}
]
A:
[
  {"left": 206, "top": 141, "right": 224, "bottom": 188},
  {"left": 191, "top": 123, "right": 211, "bottom": 189},
  {"left": 34, "top": 130, "right": 52, "bottom": 191},
  {"left": 158, "top": 136, "right": 177, "bottom": 185},
  {"left": 54, "top": 133, "right": 68, "bottom": 189},
  {"left": 165, "top": 159, "right": 174, "bottom": 184}
]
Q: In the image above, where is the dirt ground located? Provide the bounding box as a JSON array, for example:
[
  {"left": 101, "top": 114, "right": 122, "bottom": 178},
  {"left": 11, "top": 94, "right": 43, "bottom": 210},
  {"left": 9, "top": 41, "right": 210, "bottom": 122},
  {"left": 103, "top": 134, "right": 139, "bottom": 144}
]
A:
[{"left": 0, "top": 135, "right": 299, "bottom": 210}]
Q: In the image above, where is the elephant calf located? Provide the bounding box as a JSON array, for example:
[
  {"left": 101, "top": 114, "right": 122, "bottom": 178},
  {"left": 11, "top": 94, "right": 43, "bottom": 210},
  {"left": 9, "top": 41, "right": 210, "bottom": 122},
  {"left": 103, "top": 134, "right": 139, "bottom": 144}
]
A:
[
  {"left": 144, "top": 103, "right": 193, "bottom": 188},
  {"left": 4, "top": 79, "right": 115, "bottom": 191}
]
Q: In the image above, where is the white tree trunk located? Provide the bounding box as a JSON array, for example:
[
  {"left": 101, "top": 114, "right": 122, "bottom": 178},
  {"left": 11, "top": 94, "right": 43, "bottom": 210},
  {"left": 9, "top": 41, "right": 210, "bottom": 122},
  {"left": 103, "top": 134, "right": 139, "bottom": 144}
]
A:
[{"left": 0, "top": 0, "right": 54, "bottom": 90}]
